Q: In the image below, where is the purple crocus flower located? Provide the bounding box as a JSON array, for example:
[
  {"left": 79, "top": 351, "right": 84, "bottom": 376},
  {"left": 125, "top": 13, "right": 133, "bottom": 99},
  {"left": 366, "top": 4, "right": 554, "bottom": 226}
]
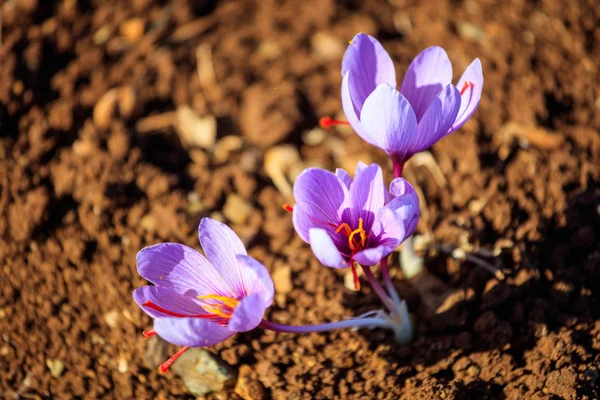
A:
[
  {"left": 291, "top": 162, "right": 419, "bottom": 288},
  {"left": 341, "top": 33, "right": 483, "bottom": 168},
  {"left": 133, "top": 217, "right": 274, "bottom": 373}
]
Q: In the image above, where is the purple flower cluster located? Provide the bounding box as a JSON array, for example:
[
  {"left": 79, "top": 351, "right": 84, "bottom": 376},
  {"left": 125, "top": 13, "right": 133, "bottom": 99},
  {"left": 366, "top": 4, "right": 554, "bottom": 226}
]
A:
[{"left": 133, "top": 33, "right": 482, "bottom": 372}]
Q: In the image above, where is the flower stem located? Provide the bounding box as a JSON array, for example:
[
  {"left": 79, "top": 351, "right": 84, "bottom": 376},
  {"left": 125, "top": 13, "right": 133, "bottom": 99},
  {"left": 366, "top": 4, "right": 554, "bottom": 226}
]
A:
[
  {"left": 259, "top": 317, "right": 393, "bottom": 334},
  {"left": 360, "top": 265, "right": 397, "bottom": 313},
  {"left": 380, "top": 257, "right": 402, "bottom": 305},
  {"left": 393, "top": 160, "right": 404, "bottom": 178}
]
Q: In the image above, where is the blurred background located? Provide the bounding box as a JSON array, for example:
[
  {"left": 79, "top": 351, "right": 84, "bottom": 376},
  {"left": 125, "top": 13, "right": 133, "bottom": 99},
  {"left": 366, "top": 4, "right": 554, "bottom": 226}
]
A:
[{"left": 0, "top": 0, "right": 598, "bottom": 398}]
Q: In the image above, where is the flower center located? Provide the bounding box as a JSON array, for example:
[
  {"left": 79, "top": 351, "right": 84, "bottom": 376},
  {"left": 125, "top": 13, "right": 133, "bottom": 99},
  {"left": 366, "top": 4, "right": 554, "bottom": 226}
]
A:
[
  {"left": 332, "top": 217, "right": 369, "bottom": 254},
  {"left": 196, "top": 294, "right": 240, "bottom": 320}
]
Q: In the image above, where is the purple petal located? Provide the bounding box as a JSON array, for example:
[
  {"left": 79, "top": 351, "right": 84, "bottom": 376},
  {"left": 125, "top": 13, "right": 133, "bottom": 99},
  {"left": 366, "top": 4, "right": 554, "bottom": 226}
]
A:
[
  {"left": 137, "top": 243, "right": 230, "bottom": 297},
  {"left": 154, "top": 317, "right": 234, "bottom": 347},
  {"left": 308, "top": 228, "right": 346, "bottom": 269},
  {"left": 198, "top": 218, "right": 253, "bottom": 297},
  {"left": 341, "top": 33, "right": 397, "bottom": 114},
  {"left": 389, "top": 177, "right": 417, "bottom": 199},
  {"left": 448, "top": 58, "right": 483, "bottom": 133},
  {"left": 199, "top": 218, "right": 247, "bottom": 267},
  {"left": 335, "top": 168, "right": 353, "bottom": 190},
  {"left": 400, "top": 46, "right": 452, "bottom": 121},
  {"left": 292, "top": 168, "right": 348, "bottom": 242},
  {"left": 385, "top": 193, "right": 420, "bottom": 242},
  {"left": 235, "top": 255, "right": 274, "bottom": 307},
  {"left": 353, "top": 245, "right": 394, "bottom": 266},
  {"left": 372, "top": 206, "right": 404, "bottom": 249},
  {"left": 408, "top": 84, "right": 461, "bottom": 155},
  {"left": 341, "top": 72, "right": 364, "bottom": 136},
  {"left": 360, "top": 84, "right": 418, "bottom": 162},
  {"left": 133, "top": 286, "right": 206, "bottom": 319},
  {"left": 349, "top": 163, "right": 386, "bottom": 221},
  {"left": 228, "top": 293, "right": 266, "bottom": 332}
]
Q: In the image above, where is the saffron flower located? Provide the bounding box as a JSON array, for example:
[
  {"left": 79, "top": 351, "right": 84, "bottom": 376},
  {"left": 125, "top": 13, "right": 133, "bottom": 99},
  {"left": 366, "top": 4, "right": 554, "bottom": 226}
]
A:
[
  {"left": 341, "top": 33, "right": 483, "bottom": 168},
  {"left": 292, "top": 162, "right": 419, "bottom": 286},
  {"left": 133, "top": 217, "right": 274, "bottom": 372}
]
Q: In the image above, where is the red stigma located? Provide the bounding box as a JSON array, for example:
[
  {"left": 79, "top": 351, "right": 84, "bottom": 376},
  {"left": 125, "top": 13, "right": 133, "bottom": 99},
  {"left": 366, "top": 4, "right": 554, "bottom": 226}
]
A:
[
  {"left": 351, "top": 263, "right": 360, "bottom": 291},
  {"left": 460, "top": 81, "right": 475, "bottom": 96},
  {"left": 319, "top": 116, "right": 350, "bottom": 129},
  {"left": 143, "top": 329, "right": 157, "bottom": 339},
  {"left": 282, "top": 204, "right": 294, "bottom": 212},
  {"left": 159, "top": 346, "right": 189, "bottom": 374},
  {"left": 143, "top": 301, "right": 218, "bottom": 319}
]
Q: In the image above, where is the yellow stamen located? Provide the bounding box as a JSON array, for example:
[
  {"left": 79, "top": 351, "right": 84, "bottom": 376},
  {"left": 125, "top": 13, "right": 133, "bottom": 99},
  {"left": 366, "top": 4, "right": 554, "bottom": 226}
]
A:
[{"left": 197, "top": 294, "right": 240, "bottom": 318}]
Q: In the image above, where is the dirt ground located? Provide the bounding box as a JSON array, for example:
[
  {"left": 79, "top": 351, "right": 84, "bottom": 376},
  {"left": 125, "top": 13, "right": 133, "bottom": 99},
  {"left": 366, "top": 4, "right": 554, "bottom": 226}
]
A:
[{"left": 1, "top": 0, "right": 599, "bottom": 398}]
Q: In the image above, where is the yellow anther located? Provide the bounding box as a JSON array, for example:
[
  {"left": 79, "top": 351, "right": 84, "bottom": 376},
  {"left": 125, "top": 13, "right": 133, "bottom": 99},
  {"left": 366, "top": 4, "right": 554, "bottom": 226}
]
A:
[{"left": 197, "top": 294, "right": 240, "bottom": 317}]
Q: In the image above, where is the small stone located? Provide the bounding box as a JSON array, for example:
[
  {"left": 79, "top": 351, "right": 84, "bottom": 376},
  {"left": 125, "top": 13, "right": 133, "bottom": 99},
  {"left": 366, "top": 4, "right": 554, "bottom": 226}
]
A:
[
  {"left": 466, "top": 364, "right": 480, "bottom": 377},
  {"left": 272, "top": 265, "right": 292, "bottom": 295},
  {"left": 176, "top": 106, "right": 217, "bottom": 150},
  {"left": 103, "top": 310, "right": 119, "bottom": 328},
  {"left": 0, "top": 308, "right": 5, "bottom": 319},
  {"left": 117, "top": 357, "right": 128, "bottom": 374},
  {"left": 46, "top": 358, "right": 65, "bottom": 378},
  {"left": 457, "top": 21, "right": 488, "bottom": 45},
  {"left": 393, "top": 12, "right": 412, "bottom": 34},
  {"left": 223, "top": 194, "right": 253, "bottom": 225},
  {"left": 214, "top": 136, "right": 243, "bottom": 164},
  {"left": 93, "top": 89, "right": 118, "bottom": 129},
  {"left": 311, "top": 32, "right": 344, "bottom": 60},
  {"left": 117, "top": 86, "right": 136, "bottom": 117},
  {"left": 302, "top": 128, "right": 326, "bottom": 145},
  {"left": 235, "top": 365, "right": 266, "bottom": 400},
  {"left": 172, "top": 348, "right": 236, "bottom": 396},
  {"left": 144, "top": 336, "right": 171, "bottom": 370},
  {"left": 120, "top": 18, "right": 145, "bottom": 42},
  {"left": 0, "top": 345, "right": 10, "bottom": 356}
]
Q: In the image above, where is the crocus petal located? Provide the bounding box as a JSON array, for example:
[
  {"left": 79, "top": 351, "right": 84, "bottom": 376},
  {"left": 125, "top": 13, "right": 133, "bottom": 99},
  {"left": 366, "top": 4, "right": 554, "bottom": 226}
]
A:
[
  {"left": 235, "top": 255, "right": 274, "bottom": 307},
  {"left": 341, "top": 33, "right": 397, "bottom": 113},
  {"left": 400, "top": 46, "right": 452, "bottom": 121},
  {"left": 335, "top": 168, "right": 353, "bottom": 190},
  {"left": 198, "top": 218, "right": 251, "bottom": 297},
  {"left": 341, "top": 71, "right": 364, "bottom": 136},
  {"left": 389, "top": 177, "right": 417, "bottom": 199},
  {"left": 199, "top": 218, "right": 247, "bottom": 267},
  {"left": 385, "top": 194, "right": 419, "bottom": 241},
  {"left": 137, "top": 243, "right": 230, "bottom": 297},
  {"left": 360, "top": 84, "right": 418, "bottom": 162},
  {"left": 353, "top": 245, "right": 394, "bottom": 266},
  {"left": 349, "top": 163, "right": 386, "bottom": 220},
  {"left": 308, "top": 228, "right": 346, "bottom": 269},
  {"left": 292, "top": 168, "right": 348, "bottom": 242},
  {"left": 133, "top": 286, "right": 206, "bottom": 319},
  {"left": 408, "top": 84, "right": 461, "bottom": 155},
  {"left": 371, "top": 206, "right": 404, "bottom": 249},
  {"left": 448, "top": 58, "right": 483, "bottom": 133},
  {"left": 154, "top": 317, "right": 234, "bottom": 347},
  {"left": 228, "top": 293, "right": 267, "bottom": 332}
]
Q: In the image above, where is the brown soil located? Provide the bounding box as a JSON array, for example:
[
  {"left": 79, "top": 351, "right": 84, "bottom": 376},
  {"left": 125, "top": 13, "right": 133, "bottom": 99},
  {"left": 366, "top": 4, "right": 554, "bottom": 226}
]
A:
[{"left": 1, "top": 0, "right": 599, "bottom": 399}]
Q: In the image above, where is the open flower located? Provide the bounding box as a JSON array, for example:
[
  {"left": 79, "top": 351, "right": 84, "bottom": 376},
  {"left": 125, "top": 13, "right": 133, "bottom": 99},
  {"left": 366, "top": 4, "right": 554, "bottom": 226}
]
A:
[
  {"left": 292, "top": 162, "right": 419, "bottom": 287},
  {"left": 133, "top": 218, "right": 274, "bottom": 372},
  {"left": 341, "top": 33, "right": 483, "bottom": 165}
]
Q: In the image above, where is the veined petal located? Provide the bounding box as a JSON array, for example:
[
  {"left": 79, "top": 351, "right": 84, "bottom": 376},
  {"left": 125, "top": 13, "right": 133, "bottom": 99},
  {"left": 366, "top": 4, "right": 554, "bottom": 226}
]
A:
[
  {"left": 136, "top": 243, "right": 230, "bottom": 297},
  {"left": 228, "top": 293, "right": 266, "bottom": 332},
  {"left": 292, "top": 168, "right": 348, "bottom": 242},
  {"left": 133, "top": 286, "right": 206, "bottom": 319},
  {"left": 409, "top": 84, "right": 461, "bottom": 155},
  {"left": 349, "top": 163, "right": 386, "bottom": 223},
  {"left": 335, "top": 168, "right": 353, "bottom": 190},
  {"left": 389, "top": 177, "right": 417, "bottom": 199},
  {"left": 198, "top": 218, "right": 249, "bottom": 297},
  {"left": 360, "top": 84, "right": 418, "bottom": 162},
  {"left": 154, "top": 317, "right": 234, "bottom": 347},
  {"left": 400, "top": 46, "right": 452, "bottom": 121},
  {"left": 341, "top": 33, "right": 397, "bottom": 113},
  {"left": 384, "top": 194, "right": 419, "bottom": 242},
  {"left": 309, "top": 228, "right": 346, "bottom": 269},
  {"left": 341, "top": 71, "right": 364, "bottom": 136},
  {"left": 353, "top": 245, "right": 395, "bottom": 266},
  {"left": 235, "top": 255, "right": 274, "bottom": 307},
  {"left": 449, "top": 58, "right": 483, "bottom": 133}
]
